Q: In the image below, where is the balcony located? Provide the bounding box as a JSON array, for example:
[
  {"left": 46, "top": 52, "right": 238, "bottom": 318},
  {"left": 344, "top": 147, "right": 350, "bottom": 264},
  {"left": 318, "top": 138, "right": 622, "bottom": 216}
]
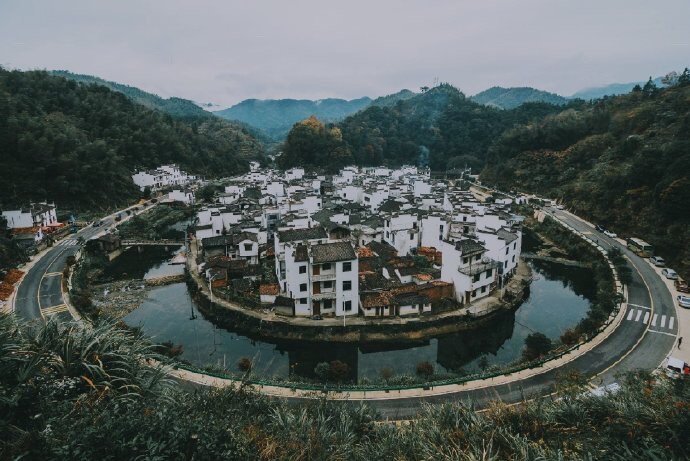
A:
[
  {"left": 312, "top": 291, "right": 336, "bottom": 301},
  {"left": 312, "top": 273, "right": 336, "bottom": 282}
]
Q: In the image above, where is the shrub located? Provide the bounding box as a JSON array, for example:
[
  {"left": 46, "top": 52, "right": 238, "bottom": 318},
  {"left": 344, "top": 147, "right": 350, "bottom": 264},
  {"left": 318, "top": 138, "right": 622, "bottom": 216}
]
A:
[
  {"left": 329, "top": 360, "right": 350, "bottom": 382},
  {"left": 523, "top": 332, "right": 552, "bottom": 361},
  {"left": 560, "top": 328, "right": 580, "bottom": 346},
  {"left": 416, "top": 361, "right": 434, "bottom": 377},
  {"left": 237, "top": 357, "right": 252, "bottom": 372},
  {"left": 314, "top": 362, "right": 330, "bottom": 381},
  {"left": 380, "top": 367, "right": 394, "bottom": 381}
]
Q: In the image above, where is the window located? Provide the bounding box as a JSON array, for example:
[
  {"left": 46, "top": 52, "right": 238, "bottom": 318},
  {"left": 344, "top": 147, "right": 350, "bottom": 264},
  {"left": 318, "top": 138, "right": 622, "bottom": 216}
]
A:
[
  {"left": 486, "top": 269, "right": 492, "bottom": 278},
  {"left": 299, "top": 298, "right": 307, "bottom": 304},
  {"left": 473, "top": 274, "right": 480, "bottom": 283},
  {"left": 512, "top": 255, "right": 515, "bottom": 262},
  {"left": 324, "top": 299, "right": 333, "bottom": 309},
  {"left": 299, "top": 265, "right": 306, "bottom": 274},
  {"left": 463, "top": 257, "right": 469, "bottom": 264},
  {"left": 513, "top": 242, "right": 517, "bottom": 250},
  {"left": 343, "top": 300, "right": 352, "bottom": 311},
  {"left": 323, "top": 281, "right": 333, "bottom": 289},
  {"left": 343, "top": 280, "right": 352, "bottom": 291},
  {"left": 343, "top": 262, "right": 352, "bottom": 272},
  {"left": 505, "top": 247, "right": 509, "bottom": 255},
  {"left": 299, "top": 283, "right": 307, "bottom": 292},
  {"left": 323, "top": 263, "right": 332, "bottom": 271},
  {"left": 475, "top": 255, "right": 481, "bottom": 261},
  {"left": 244, "top": 243, "right": 253, "bottom": 251},
  {"left": 463, "top": 216, "right": 467, "bottom": 222},
  {"left": 409, "top": 232, "right": 414, "bottom": 240},
  {"left": 439, "top": 224, "right": 444, "bottom": 231},
  {"left": 481, "top": 286, "right": 487, "bottom": 294}
]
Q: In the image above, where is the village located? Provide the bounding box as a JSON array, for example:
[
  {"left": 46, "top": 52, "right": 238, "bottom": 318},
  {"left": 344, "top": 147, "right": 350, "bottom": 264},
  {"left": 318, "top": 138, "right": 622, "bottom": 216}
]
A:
[{"left": 189, "top": 163, "right": 526, "bottom": 322}]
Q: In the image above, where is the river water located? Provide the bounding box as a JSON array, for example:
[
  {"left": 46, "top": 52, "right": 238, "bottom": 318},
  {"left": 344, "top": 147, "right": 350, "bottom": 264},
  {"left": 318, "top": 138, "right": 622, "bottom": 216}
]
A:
[{"left": 116, "top": 232, "right": 595, "bottom": 383}]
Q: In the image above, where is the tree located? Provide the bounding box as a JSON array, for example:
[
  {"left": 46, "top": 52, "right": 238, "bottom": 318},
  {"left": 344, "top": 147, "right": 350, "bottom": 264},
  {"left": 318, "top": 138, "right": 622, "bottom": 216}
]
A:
[
  {"left": 142, "top": 186, "right": 152, "bottom": 199},
  {"left": 523, "top": 332, "right": 552, "bottom": 360},
  {"left": 237, "top": 357, "right": 252, "bottom": 372},
  {"left": 678, "top": 68, "right": 690, "bottom": 86},
  {"left": 328, "top": 360, "right": 350, "bottom": 382},
  {"left": 642, "top": 77, "right": 658, "bottom": 95}
]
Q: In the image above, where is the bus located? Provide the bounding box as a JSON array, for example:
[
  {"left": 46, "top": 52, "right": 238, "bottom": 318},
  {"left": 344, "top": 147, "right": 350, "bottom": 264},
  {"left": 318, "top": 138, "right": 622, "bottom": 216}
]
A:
[{"left": 627, "top": 237, "right": 653, "bottom": 257}]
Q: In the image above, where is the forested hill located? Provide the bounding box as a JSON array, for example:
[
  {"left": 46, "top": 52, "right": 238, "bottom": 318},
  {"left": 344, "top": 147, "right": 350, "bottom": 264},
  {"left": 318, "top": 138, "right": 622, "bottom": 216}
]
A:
[
  {"left": 50, "top": 70, "right": 211, "bottom": 119},
  {"left": 483, "top": 73, "right": 690, "bottom": 277},
  {"left": 215, "top": 97, "right": 373, "bottom": 140},
  {"left": 470, "top": 86, "right": 569, "bottom": 109},
  {"left": 279, "top": 83, "right": 570, "bottom": 172},
  {"left": 0, "top": 68, "right": 263, "bottom": 210}
]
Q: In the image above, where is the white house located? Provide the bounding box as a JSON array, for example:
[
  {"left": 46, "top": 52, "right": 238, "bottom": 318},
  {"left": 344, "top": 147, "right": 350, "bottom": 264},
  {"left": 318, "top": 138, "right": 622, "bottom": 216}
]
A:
[
  {"left": 2, "top": 202, "right": 57, "bottom": 229},
  {"left": 440, "top": 238, "right": 497, "bottom": 304}
]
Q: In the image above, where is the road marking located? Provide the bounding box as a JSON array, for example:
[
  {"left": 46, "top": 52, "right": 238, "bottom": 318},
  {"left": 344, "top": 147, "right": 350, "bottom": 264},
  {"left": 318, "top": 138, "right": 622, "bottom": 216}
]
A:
[
  {"left": 643, "top": 311, "right": 650, "bottom": 324},
  {"left": 669, "top": 317, "right": 675, "bottom": 330},
  {"left": 44, "top": 272, "right": 63, "bottom": 277},
  {"left": 628, "top": 303, "right": 650, "bottom": 310},
  {"left": 647, "top": 329, "right": 676, "bottom": 338},
  {"left": 635, "top": 310, "right": 642, "bottom": 322},
  {"left": 42, "top": 304, "right": 68, "bottom": 315},
  {"left": 627, "top": 309, "right": 634, "bottom": 321},
  {"left": 661, "top": 315, "right": 667, "bottom": 328},
  {"left": 651, "top": 313, "right": 658, "bottom": 327}
]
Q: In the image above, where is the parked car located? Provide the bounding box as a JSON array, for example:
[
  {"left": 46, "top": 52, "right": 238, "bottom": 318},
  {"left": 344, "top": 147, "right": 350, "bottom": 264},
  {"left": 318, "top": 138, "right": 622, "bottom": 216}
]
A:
[
  {"left": 556, "top": 204, "right": 565, "bottom": 210},
  {"left": 310, "top": 315, "right": 323, "bottom": 321},
  {"left": 603, "top": 229, "right": 617, "bottom": 238},
  {"left": 662, "top": 268, "right": 679, "bottom": 280},
  {"left": 675, "top": 278, "right": 690, "bottom": 293},
  {"left": 665, "top": 356, "right": 690, "bottom": 377},
  {"left": 650, "top": 256, "right": 666, "bottom": 267},
  {"left": 677, "top": 295, "right": 690, "bottom": 309},
  {"left": 595, "top": 224, "right": 605, "bottom": 232}
]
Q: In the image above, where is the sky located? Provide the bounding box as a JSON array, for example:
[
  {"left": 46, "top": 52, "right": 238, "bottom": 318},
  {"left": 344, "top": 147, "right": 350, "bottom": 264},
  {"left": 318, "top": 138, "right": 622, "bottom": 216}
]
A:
[{"left": 1, "top": 0, "right": 689, "bottom": 107}]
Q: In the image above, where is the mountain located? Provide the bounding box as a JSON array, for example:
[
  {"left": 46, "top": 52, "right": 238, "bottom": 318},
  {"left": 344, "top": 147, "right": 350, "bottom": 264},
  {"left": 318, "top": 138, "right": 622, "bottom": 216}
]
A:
[
  {"left": 471, "top": 86, "right": 569, "bottom": 109},
  {"left": 0, "top": 68, "right": 263, "bottom": 210},
  {"left": 370, "top": 89, "right": 417, "bottom": 108},
  {"left": 50, "top": 70, "right": 211, "bottom": 119},
  {"left": 214, "top": 97, "right": 373, "bottom": 140},
  {"left": 280, "top": 83, "right": 568, "bottom": 172},
  {"left": 571, "top": 77, "right": 665, "bottom": 100},
  {"left": 483, "top": 73, "right": 690, "bottom": 277}
]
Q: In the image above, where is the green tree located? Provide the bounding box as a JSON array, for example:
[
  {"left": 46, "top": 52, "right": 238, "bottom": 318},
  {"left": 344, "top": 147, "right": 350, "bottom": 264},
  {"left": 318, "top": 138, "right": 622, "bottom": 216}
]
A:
[{"left": 523, "top": 332, "right": 552, "bottom": 360}]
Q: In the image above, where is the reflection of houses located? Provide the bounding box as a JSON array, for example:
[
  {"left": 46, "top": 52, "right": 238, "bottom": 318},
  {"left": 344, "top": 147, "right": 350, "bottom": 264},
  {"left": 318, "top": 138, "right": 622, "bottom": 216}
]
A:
[{"left": 436, "top": 310, "right": 515, "bottom": 372}]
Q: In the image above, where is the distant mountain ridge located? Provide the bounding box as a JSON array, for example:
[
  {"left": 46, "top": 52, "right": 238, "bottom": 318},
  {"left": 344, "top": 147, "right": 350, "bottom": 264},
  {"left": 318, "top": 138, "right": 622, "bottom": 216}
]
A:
[
  {"left": 570, "top": 77, "right": 665, "bottom": 100},
  {"left": 214, "top": 97, "right": 373, "bottom": 140},
  {"left": 470, "top": 86, "right": 569, "bottom": 109},
  {"left": 50, "top": 70, "right": 211, "bottom": 119}
]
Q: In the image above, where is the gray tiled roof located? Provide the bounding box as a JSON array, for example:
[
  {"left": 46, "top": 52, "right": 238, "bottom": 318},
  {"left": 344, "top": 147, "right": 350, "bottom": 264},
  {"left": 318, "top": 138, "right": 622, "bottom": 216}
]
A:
[
  {"left": 311, "top": 241, "right": 356, "bottom": 263},
  {"left": 278, "top": 226, "right": 327, "bottom": 242}
]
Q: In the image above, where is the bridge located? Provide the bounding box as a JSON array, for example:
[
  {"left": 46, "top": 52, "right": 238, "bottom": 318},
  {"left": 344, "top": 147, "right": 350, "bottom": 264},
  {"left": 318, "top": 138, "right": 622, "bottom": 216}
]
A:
[{"left": 121, "top": 239, "right": 185, "bottom": 247}]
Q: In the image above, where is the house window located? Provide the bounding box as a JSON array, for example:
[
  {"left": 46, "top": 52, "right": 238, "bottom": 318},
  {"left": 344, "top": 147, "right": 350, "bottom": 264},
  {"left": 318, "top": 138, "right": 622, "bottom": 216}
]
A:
[
  {"left": 473, "top": 274, "right": 480, "bottom": 283},
  {"left": 463, "top": 257, "right": 469, "bottom": 264},
  {"left": 299, "top": 265, "right": 306, "bottom": 274},
  {"left": 300, "top": 298, "right": 307, "bottom": 304},
  {"left": 343, "top": 300, "right": 352, "bottom": 311},
  {"left": 481, "top": 286, "right": 487, "bottom": 294},
  {"left": 244, "top": 243, "right": 253, "bottom": 251},
  {"left": 475, "top": 255, "right": 481, "bottom": 261},
  {"left": 463, "top": 216, "right": 467, "bottom": 222},
  {"left": 343, "top": 262, "right": 352, "bottom": 272},
  {"left": 486, "top": 269, "right": 492, "bottom": 278},
  {"left": 324, "top": 299, "right": 333, "bottom": 309},
  {"left": 505, "top": 247, "right": 509, "bottom": 255},
  {"left": 324, "top": 281, "right": 333, "bottom": 289},
  {"left": 323, "top": 263, "right": 332, "bottom": 271},
  {"left": 513, "top": 242, "right": 517, "bottom": 249},
  {"left": 343, "top": 281, "right": 352, "bottom": 291},
  {"left": 512, "top": 255, "right": 516, "bottom": 262},
  {"left": 299, "top": 283, "right": 307, "bottom": 292},
  {"left": 409, "top": 232, "right": 414, "bottom": 240},
  {"left": 439, "top": 224, "right": 444, "bottom": 231}
]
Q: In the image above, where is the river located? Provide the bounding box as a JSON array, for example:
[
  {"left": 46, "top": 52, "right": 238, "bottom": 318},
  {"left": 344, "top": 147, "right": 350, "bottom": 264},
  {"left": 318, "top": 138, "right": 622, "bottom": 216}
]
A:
[{"left": 115, "top": 232, "right": 595, "bottom": 383}]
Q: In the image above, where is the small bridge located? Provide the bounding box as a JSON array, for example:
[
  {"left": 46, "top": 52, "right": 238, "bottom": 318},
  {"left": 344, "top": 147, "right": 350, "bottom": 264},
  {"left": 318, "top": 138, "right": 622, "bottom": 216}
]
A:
[{"left": 122, "top": 239, "right": 185, "bottom": 247}]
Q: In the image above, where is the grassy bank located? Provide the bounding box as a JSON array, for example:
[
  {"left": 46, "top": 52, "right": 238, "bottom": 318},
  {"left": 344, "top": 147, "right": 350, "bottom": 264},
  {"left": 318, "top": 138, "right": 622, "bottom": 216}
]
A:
[{"left": 1, "top": 314, "right": 688, "bottom": 460}]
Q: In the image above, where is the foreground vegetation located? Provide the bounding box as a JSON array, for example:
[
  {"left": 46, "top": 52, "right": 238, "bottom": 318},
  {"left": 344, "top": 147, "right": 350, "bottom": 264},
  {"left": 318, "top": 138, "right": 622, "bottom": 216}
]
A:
[{"left": 2, "top": 314, "right": 688, "bottom": 460}]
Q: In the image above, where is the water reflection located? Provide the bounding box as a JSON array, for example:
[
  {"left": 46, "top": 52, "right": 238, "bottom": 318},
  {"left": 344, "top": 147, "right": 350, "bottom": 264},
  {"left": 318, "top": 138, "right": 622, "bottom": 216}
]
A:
[{"left": 121, "top": 244, "right": 595, "bottom": 381}]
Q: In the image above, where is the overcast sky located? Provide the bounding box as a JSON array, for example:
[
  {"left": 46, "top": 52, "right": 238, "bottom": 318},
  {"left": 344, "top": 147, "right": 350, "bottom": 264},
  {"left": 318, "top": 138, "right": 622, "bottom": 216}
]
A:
[{"left": 1, "top": 0, "right": 689, "bottom": 107}]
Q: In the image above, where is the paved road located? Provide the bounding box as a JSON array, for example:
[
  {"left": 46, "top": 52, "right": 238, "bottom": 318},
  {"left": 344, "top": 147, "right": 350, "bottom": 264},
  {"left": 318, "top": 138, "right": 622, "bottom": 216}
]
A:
[
  {"left": 13, "top": 204, "right": 155, "bottom": 323},
  {"left": 336, "top": 207, "right": 678, "bottom": 418}
]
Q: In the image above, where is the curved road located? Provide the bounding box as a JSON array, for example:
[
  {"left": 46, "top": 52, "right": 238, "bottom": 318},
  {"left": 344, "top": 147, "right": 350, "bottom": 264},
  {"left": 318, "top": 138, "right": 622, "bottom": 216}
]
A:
[
  {"left": 13, "top": 203, "right": 155, "bottom": 324},
  {"left": 12, "top": 203, "right": 677, "bottom": 419}
]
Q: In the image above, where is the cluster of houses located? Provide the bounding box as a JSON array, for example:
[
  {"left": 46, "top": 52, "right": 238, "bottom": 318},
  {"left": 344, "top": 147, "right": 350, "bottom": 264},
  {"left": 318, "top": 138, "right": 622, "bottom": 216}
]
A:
[
  {"left": 193, "top": 164, "right": 526, "bottom": 320},
  {"left": 132, "top": 164, "right": 198, "bottom": 205},
  {"left": 1, "top": 202, "right": 62, "bottom": 249}
]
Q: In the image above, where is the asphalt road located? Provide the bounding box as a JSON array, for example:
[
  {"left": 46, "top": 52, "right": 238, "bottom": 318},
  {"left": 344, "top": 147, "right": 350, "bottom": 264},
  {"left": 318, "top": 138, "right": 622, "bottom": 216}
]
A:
[
  {"left": 11, "top": 202, "right": 677, "bottom": 419},
  {"left": 13, "top": 204, "right": 154, "bottom": 323}
]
